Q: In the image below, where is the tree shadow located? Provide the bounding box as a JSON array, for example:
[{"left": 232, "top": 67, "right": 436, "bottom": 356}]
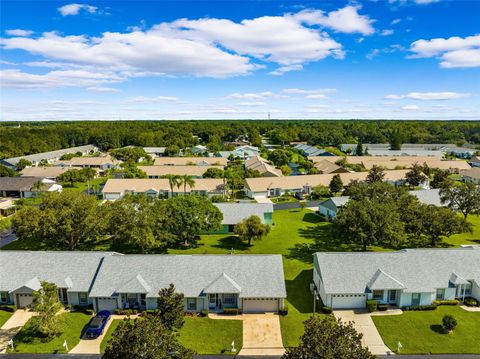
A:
[
  {"left": 430, "top": 324, "right": 447, "bottom": 334},
  {"left": 302, "top": 212, "right": 321, "bottom": 224},
  {"left": 285, "top": 269, "right": 315, "bottom": 313},
  {"left": 211, "top": 236, "right": 249, "bottom": 251}
]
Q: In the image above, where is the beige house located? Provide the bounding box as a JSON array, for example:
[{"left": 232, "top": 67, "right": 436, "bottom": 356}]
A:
[
  {"left": 20, "top": 166, "right": 89, "bottom": 180},
  {"left": 461, "top": 167, "right": 480, "bottom": 185},
  {"left": 55, "top": 156, "right": 119, "bottom": 172},
  {"left": 138, "top": 165, "right": 224, "bottom": 178},
  {"left": 102, "top": 178, "right": 225, "bottom": 200},
  {"left": 245, "top": 156, "right": 282, "bottom": 177},
  {"left": 154, "top": 157, "right": 227, "bottom": 166},
  {"left": 314, "top": 159, "right": 349, "bottom": 174}
]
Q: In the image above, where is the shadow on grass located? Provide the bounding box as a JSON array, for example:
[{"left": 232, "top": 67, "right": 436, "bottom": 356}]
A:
[
  {"left": 302, "top": 212, "right": 321, "bottom": 224},
  {"left": 211, "top": 236, "right": 249, "bottom": 251},
  {"left": 285, "top": 269, "right": 314, "bottom": 313},
  {"left": 430, "top": 324, "right": 447, "bottom": 334}
]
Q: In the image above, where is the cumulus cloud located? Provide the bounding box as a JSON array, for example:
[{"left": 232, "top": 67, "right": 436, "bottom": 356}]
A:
[
  {"left": 269, "top": 64, "right": 303, "bottom": 76},
  {"left": 58, "top": 3, "right": 97, "bottom": 16},
  {"left": 237, "top": 101, "right": 266, "bottom": 107},
  {"left": 409, "top": 34, "right": 480, "bottom": 68},
  {"left": 391, "top": 18, "right": 402, "bottom": 25},
  {"left": 388, "top": 0, "right": 440, "bottom": 5},
  {"left": 306, "top": 94, "right": 328, "bottom": 99},
  {"left": 384, "top": 92, "right": 471, "bottom": 100},
  {"left": 5, "top": 29, "right": 33, "bottom": 37},
  {"left": 381, "top": 29, "right": 394, "bottom": 36},
  {"left": 401, "top": 105, "right": 420, "bottom": 110},
  {"left": 86, "top": 86, "right": 121, "bottom": 93},
  {"left": 228, "top": 92, "right": 274, "bottom": 100}
]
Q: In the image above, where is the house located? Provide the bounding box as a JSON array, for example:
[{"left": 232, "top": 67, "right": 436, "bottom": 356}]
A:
[
  {"left": 216, "top": 146, "right": 260, "bottom": 159},
  {"left": 138, "top": 165, "right": 224, "bottom": 179},
  {"left": 367, "top": 149, "right": 444, "bottom": 157},
  {"left": 0, "top": 199, "right": 16, "bottom": 217},
  {"left": 245, "top": 156, "right": 282, "bottom": 177},
  {"left": 0, "top": 251, "right": 114, "bottom": 308},
  {"left": 461, "top": 167, "right": 480, "bottom": 185},
  {"left": 212, "top": 203, "right": 274, "bottom": 233},
  {"left": 143, "top": 147, "right": 166, "bottom": 157},
  {"left": 319, "top": 189, "right": 445, "bottom": 219},
  {"left": 470, "top": 156, "right": 480, "bottom": 168},
  {"left": 314, "top": 159, "right": 349, "bottom": 174},
  {"left": 89, "top": 254, "right": 286, "bottom": 313},
  {"left": 0, "top": 177, "right": 62, "bottom": 198},
  {"left": 0, "top": 145, "right": 98, "bottom": 169},
  {"left": 154, "top": 157, "right": 227, "bottom": 166},
  {"left": 101, "top": 178, "right": 225, "bottom": 200},
  {"left": 444, "top": 146, "right": 476, "bottom": 159},
  {"left": 313, "top": 247, "right": 480, "bottom": 309},
  {"left": 244, "top": 170, "right": 409, "bottom": 199},
  {"left": 294, "top": 144, "right": 333, "bottom": 157},
  {"left": 20, "top": 166, "right": 88, "bottom": 180},
  {"left": 55, "top": 156, "right": 118, "bottom": 172},
  {"left": 191, "top": 145, "right": 208, "bottom": 155}
]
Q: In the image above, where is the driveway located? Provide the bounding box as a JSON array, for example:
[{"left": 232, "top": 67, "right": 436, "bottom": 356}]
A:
[
  {"left": 238, "top": 314, "right": 285, "bottom": 356},
  {"left": 0, "top": 310, "right": 35, "bottom": 353},
  {"left": 273, "top": 200, "right": 320, "bottom": 211},
  {"left": 334, "top": 310, "right": 393, "bottom": 356},
  {"left": 0, "top": 230, "right": 16, "bottom": 249}
]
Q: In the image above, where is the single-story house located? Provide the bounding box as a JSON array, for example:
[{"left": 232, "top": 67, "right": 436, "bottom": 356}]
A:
[
  {"left": 212, "top": 203, "right": 274, "bottom": 233},
  {"left": 191, "top": 145, "right": 208, "bottom": 155},
  {"left": 0, "top": 145, "right": 98, "bottom": 169},
  {"left": 143, "top": 147, "right": 166, "bottom": 157},
  {"left": 313, "top": 246, "right": 480, "bottom": 309},
  {"left": 0, "top": 251, "right": 114, "bottom": 308},
  {"left": 154, "top": 157, "right": 227, "bottom": 166},
  {"left": 55, "top": 156, "right": 118, "bottom": 171},
  {"left": 216, "top": 146, "right": 260, "bottom": 159},
  {"left": 0, "top": 199, "right": 16, "bottom": 217},
  {"left": 469, "top": 156, "right": 480, "bottom": 168},
  {"left": 314, "top": 159, "right": 349, "bottom": 174},
  {"left": 245, "top": 156, "right": 282, "bottom": 177},
  {"left": 319, "top": 189, "right": 445, "bottom": 219},
  {"left": 138, "top": 165, "right": 224, "bottom": 179},
  {"left": 444, "top": 146, "right": 476, "bottom": 159},
  {"left": 294, "top": 144, "right": 333, "bottom": 157},
  {"left": 89, "top": 254, "right": 286, "bottom": 313},
  {"left": 340, "top": 143, "right": 455, "bottom": 154},
  {"left": 244, "top": 170, "right": 409, "bottom": 199},
  {"left": 101, "top": 178, "right": 225, "bottom": 200},
  {"left": 0, "top": 177, "right": 62, "bottom": 198},
  {"left": 461, "top": 167, "right": 480, "bottom": 185},
  {"left": 20, "top": 166, "right": 88, "bottom": 180}
]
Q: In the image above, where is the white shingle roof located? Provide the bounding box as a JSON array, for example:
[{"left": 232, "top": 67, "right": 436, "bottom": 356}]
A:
[{"left": 214, "top": 203, "right": 273, "bottom": 225}]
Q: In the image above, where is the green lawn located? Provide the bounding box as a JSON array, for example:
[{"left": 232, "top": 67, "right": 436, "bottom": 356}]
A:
[
  {"left": 373, "top": 306, "right": 480, "bottom": 354},
  {"left": 60, "top": 178, "right": 106, "bottom": 194},
  {"left": 101, "top": 317, "right": 242, "bottom": 355},
  {"left": 0, "top": 309, "right": 13, "bottom": 327},
  {"left": 444, "top": 214, "right": 480, "bottom": 247},
  {"left": 9, "top": 312, "right": 91, "bottom": 354}
]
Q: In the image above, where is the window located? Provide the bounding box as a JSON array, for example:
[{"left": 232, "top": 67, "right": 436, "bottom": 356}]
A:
[
  {"left": 127, "top": 293, "right": 137, "bottom": 306},
  {"left": 436, "top": 288, "right": 445, "bottom": 300},
  {"left": 0, "top": 291, "right": 8, "bottom": 303},
  {"left": 465, "top": 283, "right": 472, "bottom": 296},
  {"left": 187, "top": 298, "right": 197, "bottom": 311},
  {"left": 223, "top": 294, "right": 235, "bottom": 304},
  {"left": 78, "top": 292, "right": 88, "bottom": 305},
  {"left": 373, "top": 290, "right": 384, "bottom": 300},
  {"left": 140, "top": 294, "right": 146, "bottom": 306}
]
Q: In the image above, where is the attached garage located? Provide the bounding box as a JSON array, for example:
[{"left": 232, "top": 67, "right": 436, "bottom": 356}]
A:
[
  {"left": 242, "top": 298, "right": 279, "bottom": 313},
  {"left": 331, "top": 294, "right": 366, "bottom": 309},
  {"left": 16, "top": 293, "right": 34, "bottom": 308},
  {"left": 96, "top": 297, "right": 118, "bottom": 312}
]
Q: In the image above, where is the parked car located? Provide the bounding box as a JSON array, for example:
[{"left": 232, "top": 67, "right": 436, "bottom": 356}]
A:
[{"left": 85, "top": 310, "right": 111, "bottom": 338}]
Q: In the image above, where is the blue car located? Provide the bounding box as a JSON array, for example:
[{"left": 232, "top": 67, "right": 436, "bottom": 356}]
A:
[{"left": 85, "top": 310, "right": 111, "bottom": 338}]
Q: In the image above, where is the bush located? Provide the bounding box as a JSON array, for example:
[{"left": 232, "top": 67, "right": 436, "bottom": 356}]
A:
[
  {"left": 366, "top": 300, "right": 377, "bottom": 313},
  {"left": 279, "top": 305, "right": 288, "bottom": 316},
  {"left": 433, "top": 300, "right": 459, "bottom": 306},
  {"left": 377, "top": 304, "right": 388, "bottom": 311},
  {"left": 223, "top": 308, "right": 240, "bottom": 315},
  {"left": 402, "top": 304, "right": 437, "bottom": 311},
  {"left": 0, "top": 304, "right": 16, "bottom": 312},
  {"left": 442, "top": 314, "right": 457, "bottom": 332},
  {"left": 464, "top": 297, "right": 479, "bottom": 307},
  {"left": 321, "top": 306, "right": 332, "bottom": 314}
]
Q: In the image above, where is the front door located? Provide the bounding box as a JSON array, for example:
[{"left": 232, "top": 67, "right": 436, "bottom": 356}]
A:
[
  {"left": 388, "top": 290, "right": 397, "bottom": 304},
  {"left": 411, "top": 293, "right": 421, "bottom": 306},
  {"left": 209, "top": 294, "right": 216, "bottom": 310}
]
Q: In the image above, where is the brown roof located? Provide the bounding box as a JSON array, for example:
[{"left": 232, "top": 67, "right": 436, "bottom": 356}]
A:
[
  {"left": 0, "top": 177, "right": 47, "bottom": 192},
  {"left": 314, "top": 159, "right": 349, "bottom": 174},
  {"left": 154, "top": 157, "right": 228, "bottom": 166},
  {"left": 138, "top": 165, "right": 224, "bottom": 177},
  {"left": 20, "top": 166, "right": 86, "bottom": 178},
  {"left": 102, "top": 178, "right": 225, "bottom": 194},
  {"left": 245, "top": 170, "right": 410, "bottom": 192},
  {"left": 462, "top": 167, "right": 480, "bottom": 179},
  {"left": 245, "top": 156, "right": 282, "bottom": 177}
]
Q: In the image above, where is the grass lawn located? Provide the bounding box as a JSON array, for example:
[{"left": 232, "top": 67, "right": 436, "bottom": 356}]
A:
[
  {"left": 0, "top": 309, "right": 13, "bottom": 327},
  {"left": 373, "top": 306, "right": 480, "bottom": 354},
  {"left": 101, "top": 317, "right": 242, "bottom": 355},
  {"left": 444, "top": 214, "right": 480, "bottom": 247},
  {"left": 10, "top": 312, "right": 91, "bottom": 354}
]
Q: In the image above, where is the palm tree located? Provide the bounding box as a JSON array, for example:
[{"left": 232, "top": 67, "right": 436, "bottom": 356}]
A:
[
  {"left": 164, "top": 174, "right": 181, "bottom": 198},
  {"left": 82, "top": 168, "right": 97, "bottom": 195},
  {"left": 180, "top": 175, "right": 195, "bottom": 195}
]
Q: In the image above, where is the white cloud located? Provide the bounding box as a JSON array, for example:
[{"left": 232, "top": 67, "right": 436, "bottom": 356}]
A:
[
  {"left": 5, "top": 29, "right": 33, "bottom": 37},
  {"left": 366, "top": 49, "right": 381, "bottom": 60},
  {"left": 381, "top": 29, "right": 394, "bottom": 36},
  {"left": 414, "top": 0, "right": 440, "bottom": 4},
  {"left": 87, "top": 86, "right": 121, "bottom": 93},
  {"left": 384, "top": 92, "right": 471, "bottom": 100},
  {"left": 237, "top": 101, "right": 266, "bottom": 107},
  {"left": 58, "top": 3, "right": 97, "bottom": 16},
  {"left": 409, "top": 34, "right": 480, "bottom": 68},
  {"left": 401, "top": 105, "right": 419, "bottom": 110},
  {"left": 391, "top": 18, "right": 402, "bottom": 25},
  {"left": 388, "top": 0, "right": 440, "bottom": 5},
  {"left": 269, "top": 64, "right": 303, "bottom": 76},
  {"left": 228, "top": 92, "right": 274, "bottom": 100},
  {"left": 126, "top": 96, "right": 179, "bottom": 102},
  {"left": 282, "top": 88, "right": 336, "bottom": 94},
  {"left": 294, "top": 6, "right": 375, "bottom": 35},
  {"left": 306, "top": 94, "right": 328, "bottom": 99}
]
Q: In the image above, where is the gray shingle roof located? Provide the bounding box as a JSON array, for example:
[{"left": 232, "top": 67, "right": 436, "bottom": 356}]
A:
[
  {"left": 2, "top": 145, "right": 97, "bottom": 166},
  {"left": 0, "top": 177, "right": 49, "bottom": 192},
  {"left": 0, "top": 251, "right": 115, "bottom": 293},
  {"left": 315, "top": 247, "right": 480, "bottom": 294},
  {"left": 89, "top": 254, "right": 286, "bottom": 298},
  {"left": 409, "top": 189, "right": 443, "bottom": 207},
  {"left": 214, "top": 203, "right": 273, "bottom": 225}
]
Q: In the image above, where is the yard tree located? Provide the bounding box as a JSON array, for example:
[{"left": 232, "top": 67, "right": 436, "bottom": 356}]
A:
[
  {"left": 110, "top": 146, "right": 147, "bottom": 162},
  {"left": 163, "top": 195, "right": 222, "bottom": 246},
  {"left": 268, "top": 149, "right": 292, "bottom": 166},
  {"left": 440, "top": 181, "right": 480, "bottom": 219},
  {"left": 103, "top": 316, "right": 193, "bottom": 359},
  {"left": 282, "top": 316, "right": 375, "bottom": 359},
  {"left": 121, "top": 162, "right": 147, "bottom": 179},
  {"left": 405, "top": 163, "right": 427, "bottom": 187},
  {"left": 0, "top": 164, "right": 16, "bottom": 177},
  {"left": 31, "top": 281, "right": 63, "bottom": 338},
  {"left": 203, "top": 167, "right": 224, "bottom": 178},
  {"left": 156, "top": 284, "right": 185, "bottom": 330},
  {"left": 58, "top": 168, "right": 85, "bottom": 186},
  {"left": 179, "top": 175, "right": 195, "bottom": 195},
  {"left": 234, "top": 215, "right": 270, "bottom": 246},
  {"left": 329, "top": 174, "right": 343, "bottom": 195},
  {"left": 355, "top": 142, "right": 364, "bottom": 156},
  {"left": 281, "top": 165, "right": 292, "bottom": 176},
  {"left": 366, "top": 165, "right": 386, "bottom": 184},
  {"left": 389, "top": 129, "right": 404, "bottom": 150},
  {"left": 430, "top": 169, "right": 450, "bottom": 189},
  {"left": 16, "top": 158, "right": 32, "bottom": 170}
]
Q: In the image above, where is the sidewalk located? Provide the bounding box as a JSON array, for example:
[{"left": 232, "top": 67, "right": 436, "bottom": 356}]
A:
[{"left": 0, "top": 310, "right": 35, "bottom": 353}]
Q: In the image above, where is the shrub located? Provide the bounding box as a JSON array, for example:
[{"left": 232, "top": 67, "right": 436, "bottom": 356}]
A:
[
  {"left": 366, "top": 300, "right": 377, "bottom": 313},
  {"left": 223, "top": 308, "right": 240, "bottom": 315},
  {"left": 442, "top": 315, "right": 457, "bottom": 332},
  {"left": 377, "top": 304, "right": 388, "bottom": 311},
  {"left": 464, "top": 297, "right": 479, "bottom": 307},
  {"left": 433, "top": 300, "right": 459, "bottom": 306},
  {"left": 402, "top": 304, "right": 437, "bottom": 311},
  {"left": 321, "top": 306, "right": 332, "bottom": 314},
  {"left": 0, "top": 305, "right": 16, "bottom": 312},
  {"left": 279, "top": 305, "right": 289, "bottom": 316}
]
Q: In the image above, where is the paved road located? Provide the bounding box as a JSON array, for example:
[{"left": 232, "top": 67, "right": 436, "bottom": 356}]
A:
[
  {"left": 273, "top": 200, "right": 320, "bottom": 211},
  {"left": 0, "top": 231, "right": 16, "bottom": 249}
]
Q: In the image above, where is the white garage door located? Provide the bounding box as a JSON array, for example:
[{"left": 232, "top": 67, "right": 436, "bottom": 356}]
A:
[
  {"left": 97, "top": 298, "right": 118, "bottom": 312},
  {"left": 17, "top": 294, "right": 34, "bottom": 308},
  {"left": 331, "top": 294, "right": 366, "bottom": 309},
  {"left": 243, "top": 298, "right": 279, "bottom": 313}
]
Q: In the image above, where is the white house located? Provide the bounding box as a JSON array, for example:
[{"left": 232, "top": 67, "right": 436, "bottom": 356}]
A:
[
  {"left": 313, "top": 247, "right": 480, "bottom": 309},
  {"left": 0, "top": 177, "right": 62, "bottom": 198}
]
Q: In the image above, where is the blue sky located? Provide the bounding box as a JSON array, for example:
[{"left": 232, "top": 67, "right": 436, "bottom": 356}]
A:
[{"left": 0, "top": 0, "right": 479, "bottom": 121}]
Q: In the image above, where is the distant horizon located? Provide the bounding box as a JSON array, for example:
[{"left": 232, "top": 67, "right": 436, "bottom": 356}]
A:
[{"left": 1, "top": 0, "right": 479, "bottom": 121}]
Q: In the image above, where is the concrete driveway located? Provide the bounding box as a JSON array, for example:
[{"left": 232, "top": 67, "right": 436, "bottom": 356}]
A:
[
  {"left": 334, "top": 310, "right": 393, "bottom": 356},
  {"left": 0, "top": 310, "right": 35, "bottom": 353},
  {"left": 238, "top": 314, "right": 285, "bottom": 356}
]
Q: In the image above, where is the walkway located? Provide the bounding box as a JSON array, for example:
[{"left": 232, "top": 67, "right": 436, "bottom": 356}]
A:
[
  {"left": 460, "top": 305, "right": 480, "bottom": 312},
  {"left": 0, "top": 310, "right": 35, "bottom": 353},
  {"left": 238, "top": 314, "right": 285, "bottom": 356},
  {"left": 334, "top": 310, "right": 393, "bottom": 356}
]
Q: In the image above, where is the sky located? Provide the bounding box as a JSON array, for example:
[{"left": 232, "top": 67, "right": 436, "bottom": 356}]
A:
[{"left": 0, "top": 0, "right": 479, "bottom": 121}]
